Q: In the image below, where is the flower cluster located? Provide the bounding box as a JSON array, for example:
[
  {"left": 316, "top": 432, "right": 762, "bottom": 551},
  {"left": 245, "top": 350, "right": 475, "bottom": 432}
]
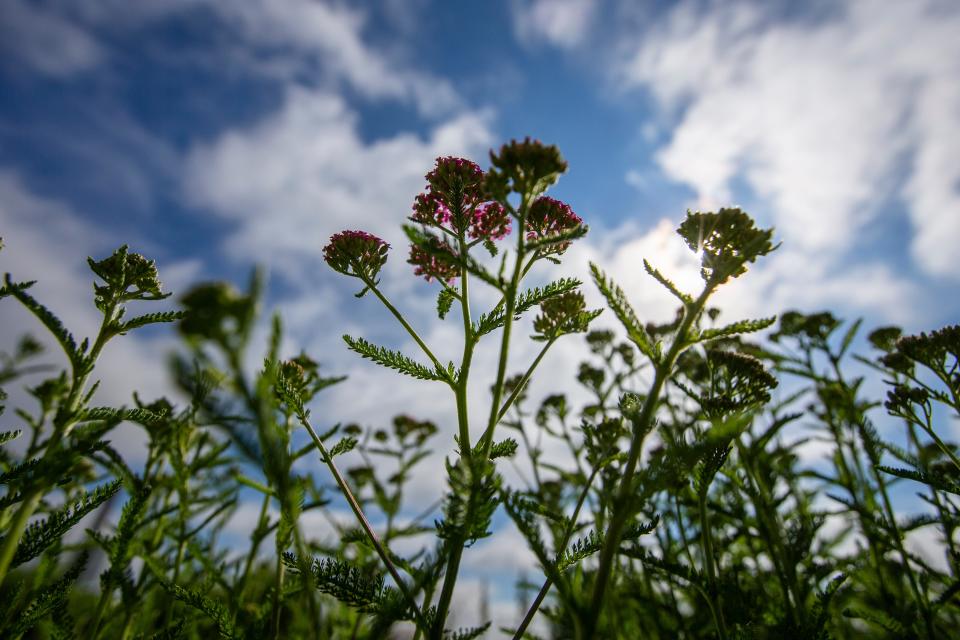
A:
[
  {"left": 533, "top": 290, "right": 598, "bottom": 340},
  {"left": 486, "top": 137, "right": 568, "bottom": 200},
  {"left": 469, "top": 202, "right": 511, "bottom": 241},
  {"left": 408, "top": 156, "right": 517, "bottom": 283},
  {"left": 408, "top": 239, "right": 460, "bottom": 283},
  {"left": 410, "top": 157, "right": 486, "bottom": 232},
  {"left": 323, "top": 230, "right": 389, "bottom": 282},
  {"left": 526, "top": 196, "right": 584, "bottom": 255}
]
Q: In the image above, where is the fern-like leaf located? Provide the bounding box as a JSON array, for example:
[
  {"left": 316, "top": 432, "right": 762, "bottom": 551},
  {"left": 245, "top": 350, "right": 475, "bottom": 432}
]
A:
[
  {"left": 329, "top": 436, "right": 358, "bottom": 457},
  {"left": 10, "top": 551, "right": 88, "bottom": 637},
  {"left": 116, "top": 310, "right": 187, "bottom": 334},
  {"left": 5, "top": 481, "right": 120, "bottom": 567},
  {"left": 102, "top": 484, "right": 152, "bottom": 587},
  {"left": 436, "top": 459, "right": 500, "bottom": 546},
  {"left": 3, "top": 277, "right": 83, "bottom": 369},
  {"left": 698, "top": 316, "right": 777, "bottom": 342},
  {"left": 284, "top": 554, "right": 387, "bottom": 611},
  {"left": 877, "top": 465, "right": 960, "bottom": 495},
  {"left": 447, "top": 622, "right": 491, "bottom": 640},
  {"left": 842, "top": 607, "right": 904, "bottom": 633},
  {"left": 643, "top": 259, "right": 693, "bottom": 306},
  {"left": 474, "top": 278, "right": 581, "bottom": 337},
  {"left": 81, "top": 406, "right": 169, "bottom": 429},
  {"left": 168, "top": 584, "right": 238, "bottom": 639},
  {"left": 437, "top": 288, "right": 456, "bottom": 320},
  {"left": 589, "top": 263, "right": 658, "bottom": 362},
  {"left": 489, "top": 438, "right": 518, "bottom": 459},
  {"left": 344, "top": 335, "right": 454, "bottom": 383}
]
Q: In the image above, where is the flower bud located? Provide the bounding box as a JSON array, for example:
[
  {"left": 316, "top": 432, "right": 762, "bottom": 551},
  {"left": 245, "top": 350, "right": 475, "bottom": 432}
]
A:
[{"left": 323, "top": 230, "right": 389, "bottom": 282}]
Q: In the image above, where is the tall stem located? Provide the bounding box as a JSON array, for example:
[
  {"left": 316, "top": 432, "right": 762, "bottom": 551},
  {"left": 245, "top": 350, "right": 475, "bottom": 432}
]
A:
[
  {"left": 367, "top": 283, "right": 445, "bottom": 377},
  {"left": 433, "top": 203, "right": 529, "bottom": 637},
  {"left": 584, "top": 288, "right": 710, "bottom": 637},
  {"left": 0, "top": 299, "right": 119, "bottom": 586},
  {"left": 299, "top": 415, "right": 427, "bottom": 631},
  {"left": 513, "top": 462, "right": 602, "bottom": 638}
]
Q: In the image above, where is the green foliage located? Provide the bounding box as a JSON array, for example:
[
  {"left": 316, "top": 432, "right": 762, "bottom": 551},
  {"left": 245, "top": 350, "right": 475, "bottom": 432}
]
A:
[
  {"left": 343, "top": 335, "right": 456, "bottom": 384},
  {"left": 474, "top": 277, "right": 582, "bottom": 337},
  {"left": 6, "top": 481, "right": 120, "bottom": 568},
  {"left": 589, "top": 263, "right": 658, "bottom": 362},
  {"left": 676, "top": 207, "right": 778, "bottom": 285},
  {"left": 2, "top": 142, "right": 957, "bottom": 640}
]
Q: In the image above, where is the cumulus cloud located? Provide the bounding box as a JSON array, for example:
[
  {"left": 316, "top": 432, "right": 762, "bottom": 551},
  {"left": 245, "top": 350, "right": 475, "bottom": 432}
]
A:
[
  {"left": 7, "top": 0, "right": 458, "bottom": 116},
  {"left": 512, "top": 0, "right": 597, "bottom": 48},
  {"left": 617, "top": 0, "right": 960, "bottom": 278},
  {"left": 184, "top": 86, "right": 494, "bottom": 282}
]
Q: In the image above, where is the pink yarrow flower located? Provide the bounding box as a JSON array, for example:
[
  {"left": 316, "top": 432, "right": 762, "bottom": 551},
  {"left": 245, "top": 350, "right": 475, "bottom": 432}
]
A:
[
  {"left": 525, "top": 196, "right": 583, "bottom": 254},
  {"left": 323, "top": 230, "right": 389, "bottom": 281},
  {"left": 410, "top": 156, "right": 511, "bottom": 243},
  {"left": 408, "top": 240, "right": 460, "bottom": 283},
  {"left": 469, "top": 202, "right": 511, "bottom": 241}
]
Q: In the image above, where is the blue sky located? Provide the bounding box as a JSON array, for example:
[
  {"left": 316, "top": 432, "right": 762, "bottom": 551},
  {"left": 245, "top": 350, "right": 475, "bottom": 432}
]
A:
[{"left": 2, "top": 0, "right": 959, "bottom": 629}]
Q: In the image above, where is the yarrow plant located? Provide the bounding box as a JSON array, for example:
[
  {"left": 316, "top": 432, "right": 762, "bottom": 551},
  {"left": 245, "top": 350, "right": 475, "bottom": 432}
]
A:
[
  {"left": 317, "top": 138, "right": 595, "bottom": 638},
  {"left": 1, "top": 141, "right": 958, "bottom": 640}
]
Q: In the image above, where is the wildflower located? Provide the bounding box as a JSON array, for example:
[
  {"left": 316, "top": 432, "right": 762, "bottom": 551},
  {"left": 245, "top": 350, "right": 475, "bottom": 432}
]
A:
[
  {"left": 408, "top": 239, "right": 460, "bottom": 283},
  {"left": 533, "top": 291, "right": 599, "bottom": 340},
  {"left": 323, "top": 230, "right": 389, "bottom": 282},
  {"left": 411, "top": 157, "right": 486, "bottom": 233},
  {"left": 486, "top": 137, "right": 568, "bottom": 200},
  {"left": 469, "top": 202, "right": 511, "bottom": 241},
  {"left": 526, "top": 196, "right": 584, "bottom": 254},
  {"left": 412, "top": 192, "right": 452, "bottom": 227}
]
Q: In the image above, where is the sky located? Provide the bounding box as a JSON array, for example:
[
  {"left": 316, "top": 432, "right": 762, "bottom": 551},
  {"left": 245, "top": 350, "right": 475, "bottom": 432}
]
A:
[{"left": 1, "top": 0, "right": 959, "bottom": 631}]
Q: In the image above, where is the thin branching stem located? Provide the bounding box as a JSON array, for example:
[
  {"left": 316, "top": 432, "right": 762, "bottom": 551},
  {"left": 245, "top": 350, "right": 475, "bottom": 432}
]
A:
[
  {"left": 585, "top": 286, "right": 711, "bottom": 637},
  {"left": 367, "top": 281, "right": 446, "bottom": 380},
  {"left": 298, "top": 414, "right": 428, "bottom": 631}
]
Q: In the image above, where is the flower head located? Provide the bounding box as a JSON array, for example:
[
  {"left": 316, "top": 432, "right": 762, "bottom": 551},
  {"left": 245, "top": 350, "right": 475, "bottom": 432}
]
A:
[
  {"left": 323, "top": 230, "right": 389, "bottom": 281},
  {"left": 486, "top": 137, "right": 568, "bottom": 200},
  {"left": 469, "top": 202, "right": 511, "bottom": 241},
  {"left": 526, "top": 196, "right": 584, "bottom": 254},
  {"left": 408, "top": 239, "right": 460, "bottom": 283},
  {"left": 410, "top": 157, "right": 486, "bottom": 232},
  {"left": 533, "top": 290, "right": 600, "bottom": 340},
  {"left": 412, "top": 192, "right": 452, "bottom": 227},
  {"left": 426, "top": 156, "right": 485, "bottom": 201}
]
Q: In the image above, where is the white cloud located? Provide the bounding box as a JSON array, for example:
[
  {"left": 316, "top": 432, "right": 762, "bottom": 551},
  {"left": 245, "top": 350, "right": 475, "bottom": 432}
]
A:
[
  {"left": 184, "top": 86, "right": 494, "bottom": 282},
  {"left": 512, "top": 0, "right": 597, "bottom": 48},
  {"left": 0, "top": 0, "right": 104, "bottom": 76},
  {"left": 13, "top": 0, "right": 459, "bottom": 117},
  {"left": 618, "top": 0, "right": 960, "bottom": 278}
]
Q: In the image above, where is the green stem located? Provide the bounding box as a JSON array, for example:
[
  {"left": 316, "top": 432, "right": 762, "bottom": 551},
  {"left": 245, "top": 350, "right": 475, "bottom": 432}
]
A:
[
  {"left": 872, "top": 457, "right": 934, "bottom": 638},
  {"left": 584, "top": 287, "right": 710, "bottom": 637},
  {"left": 0, "top": 299, "right": 120, "bottom": 587},
  {"left": 272, "top": 554, "right": 285, "bottom": 639},
  {"left": 456, "top": 231, "right": 475, "bottom": 456},
  {"left": 698, "top": 492, "right": 728, "bottom": 640},
  {"left": 513, "top": 461, "right": 601, "bottom": 639},
  {"left": 299, "top": 415, "right": 427, "bottom": 631},
  {"left": 433, "top": 202, "right": 530, "bottom": 638},
  {"left": 492, "top": 340, "right": 554, "bottom": 431},
  {"left": 367, "top": 282, "right": 446, "bottom": 379}
]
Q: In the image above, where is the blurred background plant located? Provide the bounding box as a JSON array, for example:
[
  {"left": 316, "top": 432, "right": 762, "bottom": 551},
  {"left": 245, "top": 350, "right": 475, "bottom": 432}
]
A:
[{"left": 0, "top": 143, "right": 957, "bottom": 639}]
